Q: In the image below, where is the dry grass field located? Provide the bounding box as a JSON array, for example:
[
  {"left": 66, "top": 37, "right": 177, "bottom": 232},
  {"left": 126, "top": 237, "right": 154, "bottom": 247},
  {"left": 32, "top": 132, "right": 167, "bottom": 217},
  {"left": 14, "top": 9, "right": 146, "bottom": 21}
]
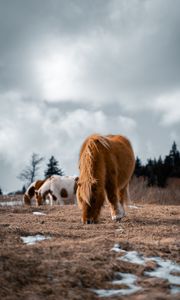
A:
[
  {"left": 0, "top": 180, "right": 179, "bottom": 300},
  {"left": 130, "top": 177, "right": 180, "bottom": 205}
]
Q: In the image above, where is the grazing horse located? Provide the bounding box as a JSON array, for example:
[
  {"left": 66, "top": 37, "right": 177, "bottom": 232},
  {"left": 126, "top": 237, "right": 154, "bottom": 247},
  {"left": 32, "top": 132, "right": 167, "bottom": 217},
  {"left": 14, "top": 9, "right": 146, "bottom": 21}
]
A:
[
  {"left": 35, "top": 175, "right": 79, "bottom": 206},
  {"left": 76, "top": 134, "right": 135, "bottom": 224},
  {"left": 23, "top": 179, "right": 47, "bottom": 205}
]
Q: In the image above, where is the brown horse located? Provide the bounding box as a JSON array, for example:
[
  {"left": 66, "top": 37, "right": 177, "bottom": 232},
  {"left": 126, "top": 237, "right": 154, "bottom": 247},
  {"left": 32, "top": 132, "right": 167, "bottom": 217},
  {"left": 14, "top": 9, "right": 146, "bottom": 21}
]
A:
[{"left": 77, "top": 134, "right": 135, "bottom": 224}]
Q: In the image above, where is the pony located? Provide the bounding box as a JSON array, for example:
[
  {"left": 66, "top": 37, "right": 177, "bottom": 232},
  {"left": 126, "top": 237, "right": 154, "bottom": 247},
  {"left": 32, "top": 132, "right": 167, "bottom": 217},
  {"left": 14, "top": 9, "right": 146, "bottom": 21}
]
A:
[
  {"left": 35, "top": 175, "right": 79, "bottom": 206},
  {"left": 76, "top": 134, "right": 135, "bottom": 224},
  {"left": 23, "top": 179, "right": 47, "bottom": 205}
]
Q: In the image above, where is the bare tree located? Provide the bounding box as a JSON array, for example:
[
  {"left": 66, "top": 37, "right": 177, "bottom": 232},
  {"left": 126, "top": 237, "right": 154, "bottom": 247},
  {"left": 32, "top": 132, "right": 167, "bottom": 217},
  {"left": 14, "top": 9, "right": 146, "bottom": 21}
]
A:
[{"left": 18, "top": 153, "right": 44, "bottom": 187}]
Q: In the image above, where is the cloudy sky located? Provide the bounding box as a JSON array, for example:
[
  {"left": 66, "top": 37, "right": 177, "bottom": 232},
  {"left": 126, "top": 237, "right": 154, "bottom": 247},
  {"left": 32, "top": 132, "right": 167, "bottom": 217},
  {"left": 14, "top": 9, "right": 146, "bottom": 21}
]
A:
[{"left": 0, "top": 0, "right": 180, "bottom": 192}]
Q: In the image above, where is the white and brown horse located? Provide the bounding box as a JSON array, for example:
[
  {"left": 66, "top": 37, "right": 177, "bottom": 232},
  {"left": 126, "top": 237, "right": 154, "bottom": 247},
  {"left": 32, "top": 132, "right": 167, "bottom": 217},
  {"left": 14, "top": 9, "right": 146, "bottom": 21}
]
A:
[
  {"left": 35, "top": 175, "right": 78, "bottom": 206},
  {"left": 23, "top": 179, "right": 47, "bottom": 205},
  {"left": 76, "top": 134, "right": 135, "bottom": 224}
]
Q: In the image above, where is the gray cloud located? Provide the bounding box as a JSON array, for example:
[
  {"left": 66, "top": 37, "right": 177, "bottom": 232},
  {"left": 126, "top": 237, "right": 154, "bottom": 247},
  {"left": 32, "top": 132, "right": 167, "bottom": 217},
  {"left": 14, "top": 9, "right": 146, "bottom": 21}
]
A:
[
  {"left": 0, "top": 0, "right": 180, "bottom": 191},
  {"left": 1, "top": 0, "right": 180, "bottom": 101}
]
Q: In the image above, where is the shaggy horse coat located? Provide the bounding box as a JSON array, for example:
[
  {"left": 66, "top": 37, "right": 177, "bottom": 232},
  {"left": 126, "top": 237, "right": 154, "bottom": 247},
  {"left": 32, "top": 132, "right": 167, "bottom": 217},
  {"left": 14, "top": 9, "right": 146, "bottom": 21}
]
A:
[
  {"left": 23, "top": 179, "right": 46, "bottom": 205},
  {"left": 35, "top": 175, "right": 78, "bottom": 206},
  {"left": 77, "top": 134, "right": 135, "bottom": 224}
]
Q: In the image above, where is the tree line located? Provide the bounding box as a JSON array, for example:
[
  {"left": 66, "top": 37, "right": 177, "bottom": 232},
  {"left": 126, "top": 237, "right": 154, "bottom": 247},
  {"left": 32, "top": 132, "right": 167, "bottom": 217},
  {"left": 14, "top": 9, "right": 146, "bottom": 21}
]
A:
[
  {"left": 134, "top": 141, "right": 180, "bottom": 187},
  {"left": 0, "top": 141, "right": 179, "bottom": 195}
]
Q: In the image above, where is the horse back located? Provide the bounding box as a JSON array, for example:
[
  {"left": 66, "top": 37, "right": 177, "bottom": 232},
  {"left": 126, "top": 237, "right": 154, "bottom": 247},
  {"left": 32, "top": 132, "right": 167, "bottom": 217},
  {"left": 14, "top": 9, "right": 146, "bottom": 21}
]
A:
[
  {"left": 34, "top": 179, "right": 47, "bottom": 190},
  {"left": 105, "top": 135, "right": 135, "bottom": 184}
]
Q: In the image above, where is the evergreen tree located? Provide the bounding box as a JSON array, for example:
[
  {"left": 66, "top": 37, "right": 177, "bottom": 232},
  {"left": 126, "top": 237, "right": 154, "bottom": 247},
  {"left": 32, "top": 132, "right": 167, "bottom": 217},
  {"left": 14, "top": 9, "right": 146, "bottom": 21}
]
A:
[
  {"left": 156, "top": 156, "right": 166, "bottom": 187},
  {"left": 134, "top": 157, "right": 142, "bottom": 177},
  {"left": 146, "top": 159, "right": 157, "bottom": 186},
  {"left": 164, "top": 154, "right": 173, "bottom": 178},
  {"left": 170, "top": 141, "right": 178, "bottom": 155},
  {"left": 0, "top": 187, "right": 2, "bottom": 195},
  {"left": 44, "top": 156, "right": 64, "bottom": 178},
  {"left": 169, "top": 141, "right": 180, "bottom": 177}
]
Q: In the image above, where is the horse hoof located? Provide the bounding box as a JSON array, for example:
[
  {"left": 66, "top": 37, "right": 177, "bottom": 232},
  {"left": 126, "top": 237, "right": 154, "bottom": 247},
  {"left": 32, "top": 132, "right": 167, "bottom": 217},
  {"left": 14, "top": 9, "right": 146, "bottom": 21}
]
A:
[
  {"left": 112, "top": 214, "right": 125, "bottom": 222},
  {"left": 87, "top": 219, "right": 93, "bottom": 224},
  {"left": 85, "top": 219, "right": 95, "bottom": 224}
]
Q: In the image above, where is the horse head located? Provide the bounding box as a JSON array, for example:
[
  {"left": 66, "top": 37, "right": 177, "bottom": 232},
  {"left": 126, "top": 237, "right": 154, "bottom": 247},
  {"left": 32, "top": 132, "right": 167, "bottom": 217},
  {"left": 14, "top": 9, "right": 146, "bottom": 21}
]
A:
[
  {"left": 35, "top": 190, "right": 43, "bottom": 206},
  {"left": 23, "top": 193, "right": 31, "bottom": 205},
  {"left": 77, "top": 180, "right": 101, "bottom": 224},
  {"left": 74, "top": 177, "right": 79, "bottom": 194}
]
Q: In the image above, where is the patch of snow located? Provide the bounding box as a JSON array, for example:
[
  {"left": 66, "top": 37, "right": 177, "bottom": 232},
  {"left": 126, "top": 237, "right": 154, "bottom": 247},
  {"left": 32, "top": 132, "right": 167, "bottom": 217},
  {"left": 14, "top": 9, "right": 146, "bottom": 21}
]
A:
[
  {"left": 21, "top": 234, "right": 51, "bottom": 245},
  {"left": 171, "top": 285, "right": 180, "bottom": 294},
  {"left": 144, "top": 256, "right": 180, "bottom": 286},
  {"left": 33, "top": 212, "right": 46, "bottom": 216},
  {"left": 92, "top": 272, "right": 141, "bottom": 297},
  {"left": 0, "top": 200, "right": 22, "bottom": 206},
  {"left": 118, "top": 250, "right": 146, "bottom": 265},
  {"left": 113, "top": 246, "right": 180, "bottom": 294},
  {"left": 128, "top": 205, "right": 139, "bottom": 209}
]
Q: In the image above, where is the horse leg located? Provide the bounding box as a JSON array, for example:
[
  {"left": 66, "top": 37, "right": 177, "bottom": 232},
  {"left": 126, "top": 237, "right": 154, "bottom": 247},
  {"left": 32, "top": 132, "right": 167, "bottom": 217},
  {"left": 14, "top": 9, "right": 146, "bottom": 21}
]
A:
[
  {"left": 106, "top": 183, "right": 125, "bottom": 221},
  {"left": 35, "top": 191, "right": 45, "bottom": 206},
  {"left": 36, "top": 195, "right": 43, "bottom": 206},
  {"left": 118, "top": 184, "right": 130, "bottom": 217},
  {"left": 45, "top": 193, "right": 51, "bottom": 205},
  {"left": 46, "top": 193, "right": 53, "bottom": 205},
  {"left": 44, "top": 190, "right": 56, "bottom": 205}
]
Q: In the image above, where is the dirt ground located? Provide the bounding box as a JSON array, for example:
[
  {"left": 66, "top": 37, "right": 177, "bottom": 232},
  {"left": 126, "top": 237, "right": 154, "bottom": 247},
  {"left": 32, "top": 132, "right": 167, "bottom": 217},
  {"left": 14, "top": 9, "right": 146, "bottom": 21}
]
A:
[{"left": 0, "top": 196, "right": 179, "bottom": 300}]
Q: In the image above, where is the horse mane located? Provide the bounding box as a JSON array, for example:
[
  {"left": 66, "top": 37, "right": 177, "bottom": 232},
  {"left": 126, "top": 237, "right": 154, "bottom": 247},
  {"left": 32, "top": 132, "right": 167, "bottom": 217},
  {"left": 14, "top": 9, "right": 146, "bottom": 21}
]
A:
[{"left": 79, "top": 134, "right": 110, "bottom": 205}]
